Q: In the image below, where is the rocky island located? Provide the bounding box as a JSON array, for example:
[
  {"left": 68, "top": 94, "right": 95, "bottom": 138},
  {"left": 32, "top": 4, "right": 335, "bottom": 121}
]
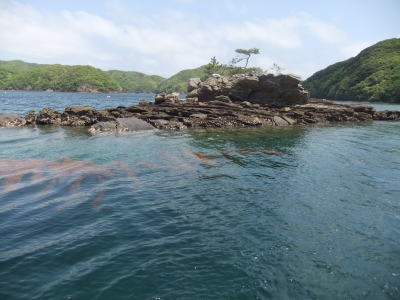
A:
[{"left": 1, "top": 73, "right": 399, "bottom": 130}]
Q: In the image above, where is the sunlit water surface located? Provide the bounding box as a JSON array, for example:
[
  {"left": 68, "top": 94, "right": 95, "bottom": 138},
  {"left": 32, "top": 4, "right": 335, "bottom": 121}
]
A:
[{"left": 1, "top": 92, "right": 400, "bottom": 299}]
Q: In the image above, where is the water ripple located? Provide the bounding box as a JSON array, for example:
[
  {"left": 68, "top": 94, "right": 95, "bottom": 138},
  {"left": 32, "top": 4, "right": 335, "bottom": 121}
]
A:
[{"left": 0, "top": 104, "right": 400, "bottom": 299}]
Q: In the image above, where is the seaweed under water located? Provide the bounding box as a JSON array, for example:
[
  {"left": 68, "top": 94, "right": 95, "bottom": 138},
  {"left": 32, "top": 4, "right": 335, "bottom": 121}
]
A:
[{"left": 0, "top": 147, "right": 284, "bottom": 211}]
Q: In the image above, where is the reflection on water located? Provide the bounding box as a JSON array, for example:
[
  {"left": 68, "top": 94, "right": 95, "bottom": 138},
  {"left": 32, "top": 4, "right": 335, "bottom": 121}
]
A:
[
  {"left": 1, "top": 145, "right": 288, "bottom": 199},
  {"left": 0, "top": 122, "right": 400, "bottom": 300}
]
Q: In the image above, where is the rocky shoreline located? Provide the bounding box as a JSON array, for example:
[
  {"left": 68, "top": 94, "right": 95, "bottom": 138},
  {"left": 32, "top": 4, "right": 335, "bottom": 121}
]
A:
[{"left": 1, "top": 74, "right": 399, "bottom": 131}]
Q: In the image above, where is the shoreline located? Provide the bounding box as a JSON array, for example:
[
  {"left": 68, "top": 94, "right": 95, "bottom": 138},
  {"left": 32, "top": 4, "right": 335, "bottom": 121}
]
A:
[
  {"left": 1, "top": 90, "right": 398, "bottom": 105},
  {"left": 1, "top": 97, "right": 399, "bottom": 130},
  {"left": 0, "top": 89, "right": 155, "bottom": 95}
]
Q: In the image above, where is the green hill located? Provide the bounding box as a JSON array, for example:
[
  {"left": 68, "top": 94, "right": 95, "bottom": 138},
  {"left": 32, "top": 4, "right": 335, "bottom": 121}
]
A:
[
  {"left": 0, "top": 60, "right": 51, "bottom": 70},
  {"left": 302, "top": 38, "right": 400, "bottom": 102},
  {"left": 0, "top": 59, "right": 209, "bottom": 94},
  {"left": 0, "top": 65, "right": 122, "bottom": 92},
  {"left": 107, "top": 70, "right": 165, "bottom": 93},
  {"left": 156, "top": 66, "right": 206, "bottom": 94}
]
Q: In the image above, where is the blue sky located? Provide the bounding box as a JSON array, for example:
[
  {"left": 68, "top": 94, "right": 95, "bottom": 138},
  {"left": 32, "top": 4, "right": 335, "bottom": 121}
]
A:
[{"left": 0, "top": 0, "right": 399, "bottom": 79}]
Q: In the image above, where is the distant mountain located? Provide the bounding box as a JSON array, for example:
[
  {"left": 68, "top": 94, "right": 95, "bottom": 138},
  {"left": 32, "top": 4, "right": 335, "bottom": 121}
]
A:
[
  {"left": 0, "top": 64, "right": 122, "bottom": 93},
  {"left": 107, "top": 70, "right": 165, "bottom": 93},
  {"left": 0, "top": 59, "right": 207, "bottom": 94},
  {"left": 0, "top": 60, "right": 51, "bottom": 70},
  {"left": 302, "top": 38, "right": 400, "bottom": 102},
  {"left": 156, "top": 66, "right": 206, "bottom": 94}
]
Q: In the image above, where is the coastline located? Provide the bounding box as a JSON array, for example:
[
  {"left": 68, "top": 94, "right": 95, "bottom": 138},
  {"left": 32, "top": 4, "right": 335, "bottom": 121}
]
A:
[
  {"left": 0, "top": 89, "right": 123, "bottom": 94},
  {"left": 2, "top": 97, "right": 399, "bottom": 130},
  {"left": 1, "top": 91, "right": 398, "bottom": 104}
]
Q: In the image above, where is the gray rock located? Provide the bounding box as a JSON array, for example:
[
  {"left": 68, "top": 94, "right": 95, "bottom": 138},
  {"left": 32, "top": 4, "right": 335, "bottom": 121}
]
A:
[
  {"left": 236, "top": 114, "right": 262, "bottom": 125},
  {"left": 281, "top": 116, "right": 297, "bottom": 125},
  {"left": 36, "top": 108, "right": 62, "bottom": 125},
  {"left": 273, "top": 116, "right": 289, "bottom": 126},
  {"left": 215, "top": 95, "right": 231, "bottom": 103},
  {"left": 149, "top": 119, "right": 186, "bottom": 129},
  {"left": 242, "top": 101, "right": 252, "bottom": 108},
  {"left": 61, "top": 106, "right": 102, "bottom": 126},
  {"left": 25, "top": 110, "right": 36, "bottom": 124},
  {"left": 138, "top": 98, "right": 147, "bottom": 106},
  {"left": 190, "top": 113, "right": 207, "bottom": 120},
  {"left": 0, "top": 114, "right": 26, "bottom": 127},
  {"left": 89, "top": 122, "right": 116, "bottom": 133},
  {"left": 64, "top": 106, "right": 96, "bottom": 115},
  {"left": 188, "top": 78, "right": 201, "bottom": 92},
  {"left": 155, "top": 92, "right": 180, "bottom": 104},
  {"left": 116, "top": 118, "right": 155, "bottom": 132},
  {"left": 155, "top": 93, "right": 167, "bottom": 104},
  {"left": 186, "top": 73, "right": 309, "bottom": 106},
  {"left": 259, "top": 118, "right": 273, "bottom": 126}
]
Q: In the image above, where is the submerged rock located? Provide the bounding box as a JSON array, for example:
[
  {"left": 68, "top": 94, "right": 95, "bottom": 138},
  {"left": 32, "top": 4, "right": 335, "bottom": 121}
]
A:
[
  {"left": 89, "top": 122, "right": 116, "bottom": 133},
  {"left": 116, "top": 117, "right": 155, "bottom": 132},
  {"left": 89, "top": 117, "right": 154, "bottom": 133}
]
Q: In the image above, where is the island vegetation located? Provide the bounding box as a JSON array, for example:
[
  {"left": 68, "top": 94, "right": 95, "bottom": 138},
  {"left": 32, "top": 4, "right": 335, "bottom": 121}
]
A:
[
  {"left": 0, "top": 60, "right": 51, "bottom": 70},
  {"left": 302, "top": 38, "right": 400, "bottom": 102},
  {"left": 0, "top": 64, "right": 122, "bottom": 93},
  {"left": 1, "top": 38, "right": 399, "bottom": 100},
  {"left": 200, "top": 48, "right": 263, "bottom": 81},
  {"left": 156, "top": 66, "right": 206, "bottom": 93},
  {"left": 0, "top": 60, "right": 206, "bottom": 94},
  {"left": 106, "top": 70, "right": 165, "bottom": 93}
]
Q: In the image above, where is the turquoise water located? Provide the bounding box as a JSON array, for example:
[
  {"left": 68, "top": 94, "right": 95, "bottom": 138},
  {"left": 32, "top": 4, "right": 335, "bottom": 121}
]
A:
[
  {"left": 335, "top": 101, "right": 400, "bottom": 112},
  {"left": 1, "top": 93, "right": 400, "bottom": 299},
  {"left": 0, "top": 91, "right": 156, "bottom": 115}
]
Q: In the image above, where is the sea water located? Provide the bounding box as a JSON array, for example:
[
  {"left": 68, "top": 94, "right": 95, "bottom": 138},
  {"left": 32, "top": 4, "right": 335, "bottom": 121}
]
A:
[{"left": 1, "top": 92, "right": 400, "bottom": 299}]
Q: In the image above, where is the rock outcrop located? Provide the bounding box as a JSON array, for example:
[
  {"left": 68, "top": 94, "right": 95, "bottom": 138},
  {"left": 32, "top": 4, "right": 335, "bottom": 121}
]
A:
[
  {"left": 36, "top": 106, "right": 115, "bottom": 126},
  {"left": 36, "top": 108, "right": 62, "bottom": 125},
  {"left": 0, "top": 114, "right": 26, "bottom": 127},
  {"left": 186, "top": 73, "right": 309, "bottom": 105},
  {"left": 155, "top": 92, "right": 180, "bottom": 104},
  {"left": 373, "top": 110, "right": 400, "bottom": 121},
  {"left": 61, "top": 106, "right": 109, "bottom": 126},
  {"left": 89, "top": 117, "right": 155, "bottom": 133},
  {"left": 28, "top": 97, "right": 400, "bottom": 130},
  {"left": 4, "top": 89, "right": 399, "bottom": 131},
  {"left": 24, "top": 110, "right": 35, "bottom": 124}
]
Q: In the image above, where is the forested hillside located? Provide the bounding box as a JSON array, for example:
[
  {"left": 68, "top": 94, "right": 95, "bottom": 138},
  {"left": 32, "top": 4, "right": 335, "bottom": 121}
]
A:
[
  {"left": 0, "top": 60, "right": 50, "bottom": 70},
  {"left": 156, "top": 66, "right": 206, "bottom": 94},
  {"left": 0, "top": 65, "right": 122, "bottom": 92},
  {"left": 0, "top": 60, "right": 210, "bottom": 94},
  {"left": 107, "top": 70, "right": 165, "bottom": 93},
  {"left": 302, "top": 38, "right": 400, "bottom": 102}
]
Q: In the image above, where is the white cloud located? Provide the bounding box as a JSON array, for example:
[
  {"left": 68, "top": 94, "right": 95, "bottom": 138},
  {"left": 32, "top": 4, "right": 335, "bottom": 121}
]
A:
[
  {"left": 304, "top": 18, "right": 347, "bottom": 44},
  {"left": 339, "top": 41, "right": 372, "bottom": 57},
  {"left": 0, "top": 0, "right": 371, "bottom": 78},
  {"left": 251, "top": 55, "right": 274, "bottom": 72}
]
